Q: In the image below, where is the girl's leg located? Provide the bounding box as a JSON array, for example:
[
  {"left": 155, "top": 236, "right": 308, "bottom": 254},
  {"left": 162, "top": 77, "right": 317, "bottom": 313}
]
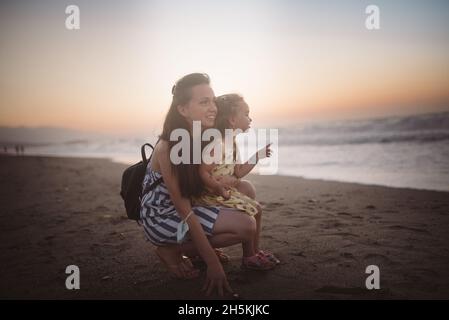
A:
[
  {"left": 178, "top": 209, "right": 257, "bottom": 258},
  {"left": 235, "top": 180, "right": 261, "bottom": 252},
  {"left": 236, "top": 180, "right": 280, "bottom": 265}
]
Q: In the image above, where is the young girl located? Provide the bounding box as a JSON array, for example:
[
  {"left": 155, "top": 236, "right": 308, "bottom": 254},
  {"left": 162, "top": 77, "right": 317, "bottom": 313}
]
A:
[{"left": 194, "top": 94, "right": 280, "bottom": 267}]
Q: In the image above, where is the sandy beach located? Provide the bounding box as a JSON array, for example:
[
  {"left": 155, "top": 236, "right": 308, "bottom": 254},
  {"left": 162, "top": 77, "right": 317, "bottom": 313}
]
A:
[{"left": 0, "top": 154, "right": 448, "bottom": 299}]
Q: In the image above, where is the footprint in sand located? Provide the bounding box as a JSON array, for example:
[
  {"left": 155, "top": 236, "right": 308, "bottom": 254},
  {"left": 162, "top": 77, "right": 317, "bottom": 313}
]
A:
[
  {"left": 265, "top": 202, "right": 284, "bottom": 210},
  {"left": 363, "top": 253, "right": 398, "bottom": 266},
  {"left": 316, "top": 256, "right": 339, "bottom": 264},
  {"left": 326, "top": 232, "right": 359, "bottom": 238},
  {"left": 340, "top": 252, "right": 357, "bottom": 260},
  {"left": 336, "top": 212, "right": 363, "bottom": 220},
  {"left": 387, "top": 225, "right": 429, "bottom": 234},
  {"left": 280, "top": 207, "right": 295, "bottom": 216},
  {"left": 71, "top": 210, "right": 89, "bottom": 215},
  {"left": 107, "top": 216, "right": 128, "bottom": 225},
  {"left": 321, "top": 219, "right": 348, "bottom": 229},
  {"left": 384, "top": 209, "right": 399, "bottom": 214},
  {"left": 290, "top": 251, "right": 306, "bottom": 257},
  {"left": 96, "top": 205, "right": 109, "bottom": 211}
]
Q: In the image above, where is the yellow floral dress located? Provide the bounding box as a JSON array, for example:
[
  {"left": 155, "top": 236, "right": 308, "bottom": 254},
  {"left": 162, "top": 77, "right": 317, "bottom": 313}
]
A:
[{"left": 194, "top": 158, "right": 260, "bottom": 216}]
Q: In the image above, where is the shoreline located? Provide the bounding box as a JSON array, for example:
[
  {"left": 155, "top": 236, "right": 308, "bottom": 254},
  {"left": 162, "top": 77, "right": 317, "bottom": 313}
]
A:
[
  {"left": 1, "top": 154, "right": 449, "bottom": 299},
  {"left": 2, "top": 153, "right": 448, "bottom": 194}
]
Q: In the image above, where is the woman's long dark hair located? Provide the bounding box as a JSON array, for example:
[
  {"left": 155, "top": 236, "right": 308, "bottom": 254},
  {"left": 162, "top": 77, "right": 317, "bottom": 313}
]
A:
[{"left": 160, "top": 73, "right": 210, "bottom": 198}]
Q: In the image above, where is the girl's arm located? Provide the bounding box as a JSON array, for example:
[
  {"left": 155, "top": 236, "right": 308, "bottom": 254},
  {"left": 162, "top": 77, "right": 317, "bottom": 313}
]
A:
[
  {"left": 233, "top": 159, "right": 256, "bottom": 179},
  {"left": 234, "top": 143, "right": 272, "bottom": 178}
]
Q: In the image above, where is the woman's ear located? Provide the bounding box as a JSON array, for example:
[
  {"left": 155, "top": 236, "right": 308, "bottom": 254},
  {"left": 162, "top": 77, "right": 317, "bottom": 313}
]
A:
[{"left": 177, "top": 104, "right": 189, "bottom": 117}]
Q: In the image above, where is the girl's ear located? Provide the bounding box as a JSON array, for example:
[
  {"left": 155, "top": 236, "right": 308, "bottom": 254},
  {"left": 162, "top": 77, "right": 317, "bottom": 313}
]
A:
[
  {"left": 228, "top": 115, "right": 237, "bottom": 129},
  {"left": 177, "top": 104, "right": 189, "bottom": 117}
]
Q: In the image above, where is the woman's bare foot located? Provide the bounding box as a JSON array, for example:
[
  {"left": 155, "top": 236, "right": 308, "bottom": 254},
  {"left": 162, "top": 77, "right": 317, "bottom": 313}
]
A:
[
  {"left": 188, "top": 248, "right": 230, "bottom": 265},
  {"left": 156, "top": 246, "right": 200, "bottom": 279},
  {"left": 213, "top": 248, "right": 230, "bottom": 263}
]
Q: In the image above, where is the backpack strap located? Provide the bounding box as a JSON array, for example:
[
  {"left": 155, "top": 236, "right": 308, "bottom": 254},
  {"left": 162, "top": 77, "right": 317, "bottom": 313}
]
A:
[
  {"left": 143, "top": 176, "right": 163, "bottom": 195},
  {"left": 141, "top": 143, "right": 154, "bottom": 166},
  {"left": 141, "top": 139, "right": 163, "bottom": 195}
]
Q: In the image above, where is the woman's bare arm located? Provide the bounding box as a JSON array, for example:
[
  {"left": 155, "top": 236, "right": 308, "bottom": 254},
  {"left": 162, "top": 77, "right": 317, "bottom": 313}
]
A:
[{"left": 157, "top": 142, "right": 220, "bottom": 265}]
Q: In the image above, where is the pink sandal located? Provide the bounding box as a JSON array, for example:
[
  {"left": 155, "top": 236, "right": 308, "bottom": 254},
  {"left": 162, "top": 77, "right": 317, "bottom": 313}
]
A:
[
  {"left": 258, "top": 250, "right": 281, "bottom": 265},
  {"left": 241, "top": 252, "right": 276, "bottom": 270}
]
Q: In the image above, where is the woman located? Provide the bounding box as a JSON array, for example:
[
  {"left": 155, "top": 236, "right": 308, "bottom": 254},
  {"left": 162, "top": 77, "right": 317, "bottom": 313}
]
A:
[{"left": 139, "top": 73, "right": 273, "bottom": 297}]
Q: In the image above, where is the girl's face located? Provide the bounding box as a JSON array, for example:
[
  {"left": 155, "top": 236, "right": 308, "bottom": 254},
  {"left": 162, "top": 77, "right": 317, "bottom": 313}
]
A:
[
  {"left": 230, "top": 101, "right": 252, "bottom": 132},
  {"left": 178, "top": 84, "right": 217, "bottom": 129}
]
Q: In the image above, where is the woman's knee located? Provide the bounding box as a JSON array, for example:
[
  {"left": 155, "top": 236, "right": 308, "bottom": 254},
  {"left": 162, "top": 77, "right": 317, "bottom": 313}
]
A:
[{"left": 237, "top": 180, "right": 256, "bottom": 199}]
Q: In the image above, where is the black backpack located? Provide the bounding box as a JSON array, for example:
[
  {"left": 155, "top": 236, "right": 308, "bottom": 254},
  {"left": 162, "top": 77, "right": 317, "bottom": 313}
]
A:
[{"left": 120, "top": 142, "right": 163, "bottom": 220}]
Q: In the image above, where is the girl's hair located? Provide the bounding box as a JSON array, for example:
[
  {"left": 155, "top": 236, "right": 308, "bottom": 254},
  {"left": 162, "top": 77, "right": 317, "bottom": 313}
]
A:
[
  {"left": 160, "top": 73, "right": 210, "bottom": 198},
  {"left": 215, "top": 93, "right": 245, "bottom": 162},
  {"left": 215, "top": 94, "right": 245, "bottom": 135}
]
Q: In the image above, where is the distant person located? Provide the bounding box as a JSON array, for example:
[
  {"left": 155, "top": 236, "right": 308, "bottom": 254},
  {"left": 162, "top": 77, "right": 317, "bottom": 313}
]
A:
[
  {"left": 3, "top": 146, "right": 6, "bottom": 153},
  {"left": 15, "top": 145, "right": 19, "bottom": 156},
  {"left": 20, "top": 145, "right": 25, "bottom": 155}
]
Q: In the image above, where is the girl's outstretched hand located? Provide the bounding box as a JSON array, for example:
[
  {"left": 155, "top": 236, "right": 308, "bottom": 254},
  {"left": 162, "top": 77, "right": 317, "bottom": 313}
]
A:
[
  {"left": 256, "top": 143, "right": 272, "bottom": 161},
  {"left": 202, "top": 262, "right": 233, "bottom": 297}
]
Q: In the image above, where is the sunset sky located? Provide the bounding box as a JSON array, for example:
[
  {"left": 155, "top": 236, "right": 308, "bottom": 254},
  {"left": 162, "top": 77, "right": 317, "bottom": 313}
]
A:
[{"left": 1, "top": 0, "right": 449, "bottom": 136}]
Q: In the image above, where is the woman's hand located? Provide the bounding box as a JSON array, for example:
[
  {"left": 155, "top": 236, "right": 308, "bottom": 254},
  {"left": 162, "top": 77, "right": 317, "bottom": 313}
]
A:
[
  {"left": 216, "top": 175, "right": 239, "bottom": 188},
  {"left": 202, "top": 261, "right": 233, "bottom": 297}
]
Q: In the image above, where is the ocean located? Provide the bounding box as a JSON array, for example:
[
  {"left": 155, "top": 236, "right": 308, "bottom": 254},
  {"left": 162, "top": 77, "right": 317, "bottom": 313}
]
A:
[{"left": 9, "top": 111, "right": 449, "bottom": 192}]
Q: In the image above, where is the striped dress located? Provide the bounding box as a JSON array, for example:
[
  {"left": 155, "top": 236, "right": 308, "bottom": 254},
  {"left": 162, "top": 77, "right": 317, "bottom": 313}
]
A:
[{"left": 139, "top": 163, "right": 220, "bottom": 246}]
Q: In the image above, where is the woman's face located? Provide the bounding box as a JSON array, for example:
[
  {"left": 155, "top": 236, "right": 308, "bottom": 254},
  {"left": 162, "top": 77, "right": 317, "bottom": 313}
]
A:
[
  {"left": 230, "top": 101, "right": 252, "bottom": 132},
  {"left": 178, "top": 84, "right": 217, "bottom": 129}
]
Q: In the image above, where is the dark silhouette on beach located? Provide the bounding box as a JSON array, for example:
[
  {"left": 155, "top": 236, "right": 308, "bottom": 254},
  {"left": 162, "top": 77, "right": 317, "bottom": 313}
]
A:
[{"left": 13, "top": 145, "right": 25, "bottom": 156}]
